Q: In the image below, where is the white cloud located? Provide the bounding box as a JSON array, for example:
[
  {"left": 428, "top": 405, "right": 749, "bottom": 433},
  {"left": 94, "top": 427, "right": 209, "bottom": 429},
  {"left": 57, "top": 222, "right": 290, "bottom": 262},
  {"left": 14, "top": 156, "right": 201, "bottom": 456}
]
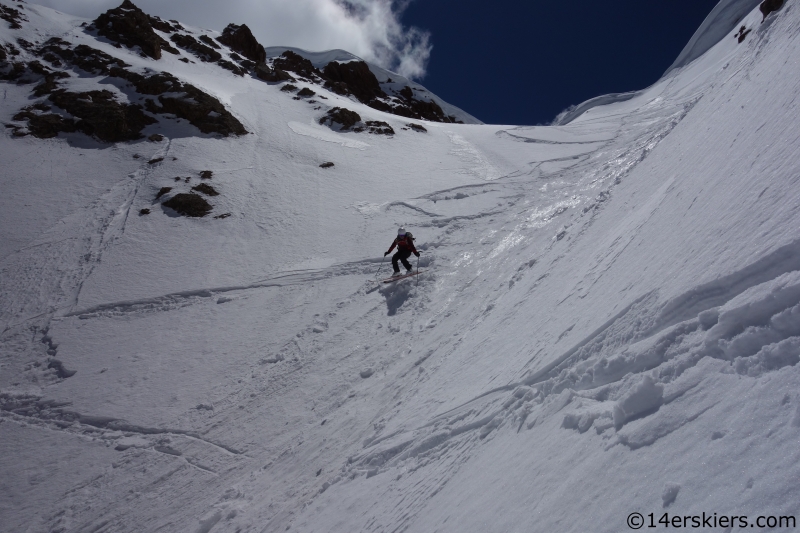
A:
[{"left": 30, "top": 0, "right": 432, "bottom": 79}]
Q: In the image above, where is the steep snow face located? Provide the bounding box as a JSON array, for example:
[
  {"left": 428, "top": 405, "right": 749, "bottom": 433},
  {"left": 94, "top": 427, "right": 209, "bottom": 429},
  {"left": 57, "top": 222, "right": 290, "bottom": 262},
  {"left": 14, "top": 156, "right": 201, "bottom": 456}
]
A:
[
  {"left": 557, "top": 0, "right": 768, "bottom": 125},
  {"left": 664, "top": 0, "right": 763, "bottom": 75},
  {"left": 2, "top": 1, "right": 800, "bottom": 533}
]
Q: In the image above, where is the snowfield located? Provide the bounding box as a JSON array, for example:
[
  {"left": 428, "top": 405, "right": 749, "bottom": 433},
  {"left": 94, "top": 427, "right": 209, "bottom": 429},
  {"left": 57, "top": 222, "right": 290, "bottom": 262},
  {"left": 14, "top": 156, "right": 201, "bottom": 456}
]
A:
[{"left": 2, "top": 1, "right": 800, "bottom": 532}]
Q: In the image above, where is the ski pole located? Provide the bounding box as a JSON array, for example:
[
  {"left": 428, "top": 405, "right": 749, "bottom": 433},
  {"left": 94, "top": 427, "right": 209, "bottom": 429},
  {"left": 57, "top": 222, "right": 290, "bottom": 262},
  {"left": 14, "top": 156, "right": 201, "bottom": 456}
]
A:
[
  {"left": 416, "top": 254, "right": 420, "bottom": 287},
  {"left": 375, "top": 255, "right": 387, "bottom": 280}
]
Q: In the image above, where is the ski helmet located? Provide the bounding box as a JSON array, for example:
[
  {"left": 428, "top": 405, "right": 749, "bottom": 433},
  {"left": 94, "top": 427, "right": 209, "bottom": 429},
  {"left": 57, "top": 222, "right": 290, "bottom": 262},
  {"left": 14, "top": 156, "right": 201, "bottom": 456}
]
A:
[{"left": 398, "top": 227, "right": 406, "bottom": 236}]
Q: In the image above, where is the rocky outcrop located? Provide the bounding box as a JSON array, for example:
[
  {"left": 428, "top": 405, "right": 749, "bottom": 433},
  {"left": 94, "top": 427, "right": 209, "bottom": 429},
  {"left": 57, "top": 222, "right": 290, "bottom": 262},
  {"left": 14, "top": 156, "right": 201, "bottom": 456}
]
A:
[
  {"left": 273, "top": 51, "right": 323, "bottom": 81},
  {"left": 216, "top": 24, "right": 266, "bottom": 63},
  {"left": 162, "top": 193, "right": 212, "bottom": 217},
  {"left": 99, "top": 68, "right": 247, "bottom": 136},
  {"left": 39, "top": 39, "right": 129, "bottom": 75},
  {"left": 11, "top": 109, "right": 78, "bottom": 138},
  {"left": 270, "top": 53, "right": 461, "bottom": 124},
  {"left": 11, "top": 38, "right": 247, "bottom": 140},
  {"left": 323, "top": 61, "right": 386, "bottom": 103},
  {"left": 760, "top": 0, "right": 784, "bottom": 21},
  {"left": 48, "top": 89, "right": 156, "bottom": 142},
  {"left": 170, "top": 33, "right": 221, "bottom": 62},
  {"left": 217, "top": 59, "right": 247, "bottom": 77},
  {"left": 0, "top": 4, "right": 25, "bottom": 29},
  {"left": 364, "top": 121, "right": 394, "bottom": 135},
  {"left": 254, "top": 63, "right": 294, "bottom": 82},
  {"left": 147, "top": 15, "right": 182, "bottom": 34},
  {"left": 192, "top": 183, "right": 219, "bottom": 196},
  {"left": 13, "top": 90, "right": 156, "bottom": 142},
  {"left": 319, "top": 107, "right": 361, "bottom": 131},
  {"left": 91, "top": 0, "right": 178, "bottom": 59}
]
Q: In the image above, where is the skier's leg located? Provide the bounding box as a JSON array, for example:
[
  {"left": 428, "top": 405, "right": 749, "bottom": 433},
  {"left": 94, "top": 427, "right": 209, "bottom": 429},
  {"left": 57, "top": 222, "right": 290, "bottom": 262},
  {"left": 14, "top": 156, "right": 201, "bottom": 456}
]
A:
[
  {"left": 400, "top": 250, "right": 413, "bottom": 271},
  {"left": 392, "top": 252, "right": 401, "bottom": 273}
]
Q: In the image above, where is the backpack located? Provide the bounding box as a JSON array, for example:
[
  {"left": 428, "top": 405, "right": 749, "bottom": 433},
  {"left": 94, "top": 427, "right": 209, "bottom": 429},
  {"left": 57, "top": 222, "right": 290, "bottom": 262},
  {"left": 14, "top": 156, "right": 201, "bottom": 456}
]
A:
[{"left": 396, "top": 233, "right": 414, "bottom": 249}]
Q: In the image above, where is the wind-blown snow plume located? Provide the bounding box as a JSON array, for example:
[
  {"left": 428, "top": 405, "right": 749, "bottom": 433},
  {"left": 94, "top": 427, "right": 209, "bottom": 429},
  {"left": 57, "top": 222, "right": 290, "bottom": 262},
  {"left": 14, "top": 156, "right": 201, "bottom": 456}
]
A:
[{"left": 31, "top": 0, "right": 432, "bottom": 78}]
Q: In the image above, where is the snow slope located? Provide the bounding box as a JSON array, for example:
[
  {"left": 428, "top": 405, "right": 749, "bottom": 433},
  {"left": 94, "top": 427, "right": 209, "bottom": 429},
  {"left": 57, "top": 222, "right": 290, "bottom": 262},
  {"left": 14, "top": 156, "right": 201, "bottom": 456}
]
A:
[
  {"left": 2, "top": 1, "right": 800, "bottom": 532},
  {"left": 556, "top": 0, "right": 765, "bottom": 126}
]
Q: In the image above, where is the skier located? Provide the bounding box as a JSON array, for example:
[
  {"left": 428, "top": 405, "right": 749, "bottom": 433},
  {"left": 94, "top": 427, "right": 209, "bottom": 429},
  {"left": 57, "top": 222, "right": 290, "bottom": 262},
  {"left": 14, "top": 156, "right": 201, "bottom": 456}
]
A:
[{"left": 384, "top": 227, "right": 420, "bottom": 276}]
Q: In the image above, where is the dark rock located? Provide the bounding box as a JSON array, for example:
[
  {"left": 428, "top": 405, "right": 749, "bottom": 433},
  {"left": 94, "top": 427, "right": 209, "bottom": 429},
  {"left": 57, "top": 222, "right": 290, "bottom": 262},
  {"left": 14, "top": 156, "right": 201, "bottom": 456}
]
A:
[
  {"left": 148, "top": 133, "right": 164, "bottom": 141},
  {"left": 147, "top": 15, "right": 178, "bottom": 33},
  {"left": 323, "top": 61, "right": 385, "bottom": 103},
  {"left": 217, "top": 59, "right": 246, "bottom": 76},
  {"left": 35, "top": 89, "right": 156, "bottom": 142},
  {"left": 148, "top": 157, "right": 164, "bottom": 164},
  {"left": 33, "top": 71, "right": 70, "bottom": 97},
  {"left": 109, "top": 70, "right": 246, "bottom": 136},
  {"left": 174, "top": 176, "right": 182, "bottom": 181},
  {"left": 93, "top": 0, "right": 177, "bottom": 60},
  {"left": 216, "top": 24, "right": 266, "bottom": 63},
  {"left": 407, "top": 123, "right": 427, "bottom": 132},
  {"left": 179, "top": 57, "right": 190, "bottom": 63},
  {"left": 200, "top": 170, "right": 213, "bottom": 179},
  {"left": 214, "top": 213, "right": 231, "bottom": 219},
  {"left": 297, "top": 87, "right": 315, "bottom": 97},
  {"left": 146, "top": 85, "right": 247, "bottom": 136},
  {"left": 280, "top": 84, "right": 298, "bottom": 92},
  {"left": 760, "top": 0, "right": 784, "bottom": 20},
  {"left": 255, "top": 63, "right": 294, "bottom": 82},
  {"left": 0, "top": 44, "right": 6, "bottom": 62},
  {"left": 155, "top": 186, "right": 172, "bottom": 199},
  {"left": 319, "top": 107, "right": 361, "bottom": 131},
  {"left": 16, "top": 38, "right": 35, "bottom": 51},
  {"left": 408, "top": 98, "right": 449, "bottom": 122},
  {"left": 365, "top": 120, "right": 394, "bottom": 135},
  {"left": 319, "top": 162, "right": 334, "bottom": 168},
  {"left": 273, "top": 51, "right": 322, "bottom": 80},
  {"left": 170, "top": 33, "right": 221, "bottom": 62},
  {"left": 0, "top": 4, "right": 25, "bottom": 29},
  {"left": 39, "top": 39, "right": 129, "bottom": 75},
  {"left": 162, "top": 193, "right": 212, "bottom": 217},
  {"left": 192, "top": 183, "right": 219, "bottom": 196},
  {"left": 399, "top": 86, "right": 414, "bottom": 101},
  {"left": 139, "top": 208, "right": 150, "bottom": 215},
  {"left": 14, "top": 111, "right": 78, "bottom": 138},
  {"left": 230, "top": 52, "right": 242, "bottom": 61},
  {"left": 0, "top": 61, "right": 25, "bottom": 82},
  {"left": 48, "top": 359, "right": 76, "bottom": 379},
  {"left": 198, "top": 35, "right": 220, "bottom": 49}
]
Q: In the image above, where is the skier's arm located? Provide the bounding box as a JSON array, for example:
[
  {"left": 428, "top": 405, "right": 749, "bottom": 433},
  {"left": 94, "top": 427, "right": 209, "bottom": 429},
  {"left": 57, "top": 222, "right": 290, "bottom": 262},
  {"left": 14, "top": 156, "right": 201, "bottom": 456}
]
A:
[{"left": 385, "top": 239, "right": 397, "bottom": 255}]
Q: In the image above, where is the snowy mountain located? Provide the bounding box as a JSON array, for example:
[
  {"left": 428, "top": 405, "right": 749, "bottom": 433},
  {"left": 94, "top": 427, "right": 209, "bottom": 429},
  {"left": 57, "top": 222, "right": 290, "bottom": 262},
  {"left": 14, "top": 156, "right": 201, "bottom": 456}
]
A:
[{"left": 1, "top": 0, "right": 799, "bottom": 532}]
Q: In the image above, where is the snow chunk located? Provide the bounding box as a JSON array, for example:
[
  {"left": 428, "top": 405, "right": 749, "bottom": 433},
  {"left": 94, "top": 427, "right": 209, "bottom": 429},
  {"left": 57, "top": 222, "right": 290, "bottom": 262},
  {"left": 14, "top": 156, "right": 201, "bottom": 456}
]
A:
[{"left": 613, "top": 375, "right": 664, "bottom": 429}]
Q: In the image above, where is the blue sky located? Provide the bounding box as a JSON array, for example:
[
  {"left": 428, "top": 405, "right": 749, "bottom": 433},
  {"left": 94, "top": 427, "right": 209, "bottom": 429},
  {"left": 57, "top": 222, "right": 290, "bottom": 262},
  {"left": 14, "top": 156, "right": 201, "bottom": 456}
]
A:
[{"left": 401, "top": 0, "right": 723, "bottom": 124}]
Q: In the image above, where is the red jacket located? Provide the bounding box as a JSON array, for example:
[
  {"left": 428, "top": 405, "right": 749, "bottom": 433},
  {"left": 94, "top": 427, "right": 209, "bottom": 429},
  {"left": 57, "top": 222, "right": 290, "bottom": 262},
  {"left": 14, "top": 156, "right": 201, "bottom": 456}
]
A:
[{"left": 387, "top": 235, "right": 418, "bottom": 254}]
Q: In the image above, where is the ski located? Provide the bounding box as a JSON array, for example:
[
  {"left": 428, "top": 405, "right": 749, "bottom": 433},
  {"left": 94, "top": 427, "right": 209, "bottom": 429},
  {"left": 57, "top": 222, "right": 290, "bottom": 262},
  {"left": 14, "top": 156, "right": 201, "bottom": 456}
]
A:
[{"left": 381, "top": 270, "right": 425, "bottom": 283}]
